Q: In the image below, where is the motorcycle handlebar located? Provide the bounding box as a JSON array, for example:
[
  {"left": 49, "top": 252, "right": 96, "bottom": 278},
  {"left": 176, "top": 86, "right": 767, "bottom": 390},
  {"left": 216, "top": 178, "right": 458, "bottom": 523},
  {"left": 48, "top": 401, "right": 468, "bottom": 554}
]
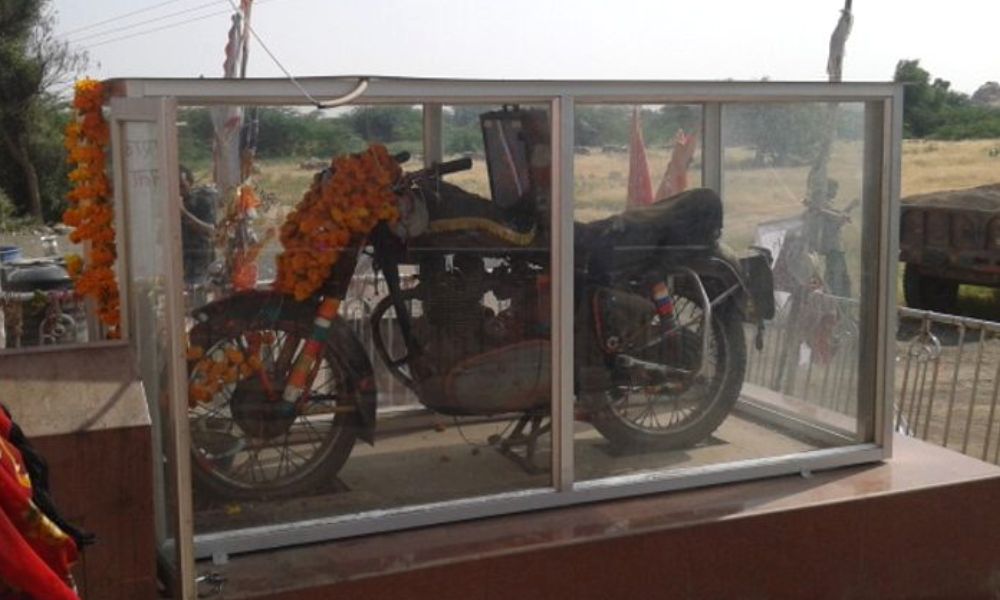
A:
[
  {"left": 434, "top": 157, "right": 472, "bottom": 175},
  {"left": 396, "top": 157, "right": 473, "bottom": 190}
]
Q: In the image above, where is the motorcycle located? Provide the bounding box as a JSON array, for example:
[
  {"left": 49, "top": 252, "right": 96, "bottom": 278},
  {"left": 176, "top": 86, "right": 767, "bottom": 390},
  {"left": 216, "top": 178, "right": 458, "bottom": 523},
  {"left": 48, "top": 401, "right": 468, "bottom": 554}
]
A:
[{"left": 185, "top": 107, "right": 775, "bottom": 499}]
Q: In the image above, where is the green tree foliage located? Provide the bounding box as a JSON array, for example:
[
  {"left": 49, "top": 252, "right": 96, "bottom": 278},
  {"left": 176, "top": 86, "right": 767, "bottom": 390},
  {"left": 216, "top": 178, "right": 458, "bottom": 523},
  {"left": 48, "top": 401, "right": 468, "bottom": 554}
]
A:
[
  {"left": 725, "top": 103, "right": 827, "bottom": 167},
  {"left": 177, "top": 107, "right": 364, "bottom": 169},
  {"left": 443, "top": 105, "right": 488, "bottom": 154},
  {"left": 893, "top": 59, "right": 1000, "bottom": 139},
  {"left": 343, "top": 106, "right": 421, "bottom": 144},
  {"left": 0, "top": 0, "right": 85, "bottom": 220}
]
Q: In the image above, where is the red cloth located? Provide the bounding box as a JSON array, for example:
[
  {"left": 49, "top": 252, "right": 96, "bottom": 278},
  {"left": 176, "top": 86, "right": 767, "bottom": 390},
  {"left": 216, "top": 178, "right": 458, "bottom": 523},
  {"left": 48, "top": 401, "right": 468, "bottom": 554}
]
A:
[
  {"left": 626, "top": 107, "right": 653, "bottom": 208},
  {"left": 0, "top": 411, "right": 79, "bottom": 600}
]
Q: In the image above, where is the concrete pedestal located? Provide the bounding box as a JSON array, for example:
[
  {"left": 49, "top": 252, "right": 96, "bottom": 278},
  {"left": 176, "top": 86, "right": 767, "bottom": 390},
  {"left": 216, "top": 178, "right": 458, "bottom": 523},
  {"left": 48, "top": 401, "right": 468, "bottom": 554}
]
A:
[
  {"left": 216, "top": 435, "right": 1000, "bottom": 600},
  {"left": 0, "top": 345, "right": 156, "bottom": 600}
]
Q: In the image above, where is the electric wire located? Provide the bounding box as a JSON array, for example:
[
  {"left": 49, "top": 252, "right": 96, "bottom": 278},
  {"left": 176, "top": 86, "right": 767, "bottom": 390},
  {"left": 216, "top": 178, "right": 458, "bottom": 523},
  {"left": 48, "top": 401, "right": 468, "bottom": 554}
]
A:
[
  {"left": 221, "top": 0, "right": 368, "bottom": 109},
  {"left": 77, "top": 0, "right": 278, "bottom": 51},
  {"left": 69, "top": 0, "right": 229, "bottom": 44},
  {"left": 59, "top": 0, "right": 201, "bottom": 36}
]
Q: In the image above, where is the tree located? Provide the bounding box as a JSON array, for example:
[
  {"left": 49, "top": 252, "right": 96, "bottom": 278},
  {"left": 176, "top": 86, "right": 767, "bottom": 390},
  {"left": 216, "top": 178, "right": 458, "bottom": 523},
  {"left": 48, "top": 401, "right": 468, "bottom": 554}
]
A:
[
  {"left": 971, "top": 81, "right": 1000, "bottom": 107},
  {"left": 0, "top": 0, "right": 86, "bottom": 219},
  {"left": 343, "top": 106, "right": 421, "bottom": 143},
  {"left": 726, "top": 103, "right": 826, "bottom": 167},
  {"left": 893, "top": 59, "right": 967, "bottom": 138}
]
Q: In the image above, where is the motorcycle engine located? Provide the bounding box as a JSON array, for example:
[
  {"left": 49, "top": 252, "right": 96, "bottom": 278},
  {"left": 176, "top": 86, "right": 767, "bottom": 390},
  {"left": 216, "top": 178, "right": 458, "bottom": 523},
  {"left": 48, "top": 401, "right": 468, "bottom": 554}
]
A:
[{"left": 408, "top": 252, "right": 548, "bottom": 414}]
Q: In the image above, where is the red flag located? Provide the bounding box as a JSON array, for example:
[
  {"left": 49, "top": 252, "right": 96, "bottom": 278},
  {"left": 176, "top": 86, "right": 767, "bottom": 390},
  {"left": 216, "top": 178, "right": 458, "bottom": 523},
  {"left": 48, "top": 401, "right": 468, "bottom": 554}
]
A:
[{"left": 626, "top": 107, "right": 653, "bottom": 209}]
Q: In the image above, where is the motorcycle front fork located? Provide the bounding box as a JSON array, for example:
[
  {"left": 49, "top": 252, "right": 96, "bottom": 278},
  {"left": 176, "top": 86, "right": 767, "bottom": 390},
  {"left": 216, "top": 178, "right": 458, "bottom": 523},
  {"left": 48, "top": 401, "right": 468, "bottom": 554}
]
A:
[{"left": 280, "top": 296, "right": 342, "bottom": 404}]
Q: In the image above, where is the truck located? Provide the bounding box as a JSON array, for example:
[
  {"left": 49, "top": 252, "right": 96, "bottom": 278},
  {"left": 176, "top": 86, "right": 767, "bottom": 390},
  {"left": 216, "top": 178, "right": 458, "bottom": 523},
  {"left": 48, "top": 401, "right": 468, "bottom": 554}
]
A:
[{"left": 899, "top": 183, "right": 1000, "bottom": 313}]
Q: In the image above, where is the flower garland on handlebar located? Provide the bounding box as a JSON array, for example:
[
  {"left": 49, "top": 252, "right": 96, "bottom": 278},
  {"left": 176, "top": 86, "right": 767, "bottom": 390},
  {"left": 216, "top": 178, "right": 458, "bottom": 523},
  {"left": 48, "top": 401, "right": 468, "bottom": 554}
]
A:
[
  {"left": 274, "top": 144, "right": 401, "bottom": 301},
  {"left": 188, "top": 144, "right": 401, "bottom": 406}
]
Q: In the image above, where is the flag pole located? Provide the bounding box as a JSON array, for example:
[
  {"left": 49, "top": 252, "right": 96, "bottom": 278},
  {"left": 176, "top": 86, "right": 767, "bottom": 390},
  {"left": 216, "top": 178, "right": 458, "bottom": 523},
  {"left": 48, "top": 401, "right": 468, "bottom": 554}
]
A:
[{"left": 239, "top": 0, "right": 253, "bottom": 79}]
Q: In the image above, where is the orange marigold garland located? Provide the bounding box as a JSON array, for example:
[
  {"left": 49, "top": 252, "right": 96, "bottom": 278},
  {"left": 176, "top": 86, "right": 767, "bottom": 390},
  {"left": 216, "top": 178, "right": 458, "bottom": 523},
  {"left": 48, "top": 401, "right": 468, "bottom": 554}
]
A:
[
  {"left": 275, "top": 144, "right": 401, "bottom": 301},
  {"left": 63, "top": 78, "right": 120, "bottom": 338},
  {"left": 187, "top": 338, "right": 266, "bottom": 407}
]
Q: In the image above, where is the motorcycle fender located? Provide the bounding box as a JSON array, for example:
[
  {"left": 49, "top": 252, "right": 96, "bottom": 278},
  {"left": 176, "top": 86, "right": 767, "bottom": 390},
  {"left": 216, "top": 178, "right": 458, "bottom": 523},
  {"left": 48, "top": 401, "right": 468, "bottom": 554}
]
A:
[{"left": 190, "top": 291, "right": 378, "bottom": 445}]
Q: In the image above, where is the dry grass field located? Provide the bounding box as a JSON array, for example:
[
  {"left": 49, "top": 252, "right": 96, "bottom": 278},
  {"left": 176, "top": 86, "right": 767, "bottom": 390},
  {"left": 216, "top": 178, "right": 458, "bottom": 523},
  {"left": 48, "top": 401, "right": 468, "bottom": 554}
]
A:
[
  {"left": 236, "top": 137, "right": 1000, "bottom": 304},
  {"left": 245, "top": 137, "right": 1000, "bottom": 240}
]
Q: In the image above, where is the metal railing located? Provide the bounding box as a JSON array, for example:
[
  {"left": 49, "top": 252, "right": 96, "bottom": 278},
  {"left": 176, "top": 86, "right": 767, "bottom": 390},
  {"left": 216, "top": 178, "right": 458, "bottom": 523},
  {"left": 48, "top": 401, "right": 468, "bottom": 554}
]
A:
[
  {"left": 746, "top": 289, "right": 1000, "bottom": 465},
  {"left": 894, "top": 308, "right": 1000, "bottom": 463},
  {"left": 745, "top": 291, "right": 861, "bottom": 419}
]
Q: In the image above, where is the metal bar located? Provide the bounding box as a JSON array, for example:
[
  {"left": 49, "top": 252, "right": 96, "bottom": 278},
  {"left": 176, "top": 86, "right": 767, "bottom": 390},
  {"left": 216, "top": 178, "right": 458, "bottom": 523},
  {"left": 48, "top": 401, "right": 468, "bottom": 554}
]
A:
[
  {"left": 678, "top": 267, "right": 712, "bottom": 378},
  {"left": 109, "top": 96, "right": 169, "bottom": 555},
  {"left": 159, "top": 96, "right": 198, "bottom": 600},
  {"left": 833, "top": 336, "right": 852, "bottom": 413},
  {"left": 551, "top": 95, "right": 575, "bottom": 492},
  {"left": 767, "top": 313, "right": 785, "bottom": 388},
  {"left": 862, "top": 97, "right": 899, "bottom": 456},
  {"left": 961, "top": 329, "right": 986, "bottom": 455},
  {"left": 896, "top": 341, "right": 913, "bottom": 432},
  {"left": 980, "top": 351, "right": 1000, "bottom": 460},
  {"left": 941, "top": 324, "right": 966, "bottom": 447},
  {"left": 994, "top": 402, "right": 1000, "bottom": 464},
  {"left": 422, "top": 103, "right": 442, "bottom": 166},
  {"left": 108, "top": 77, "right": 901, "bottom": 106},
  {"left": 920, "top": 336, "right": 943, "bottom": 441},
  {"left": 899, "top": 307, "right": 1000, "bottom": 332},
  {"left": 108, "top": 105, "right": 131, "bottom": 344},
  {"left": 801, "top": 350, "right": 814, "bottom": 404},
  {"left": 701, "top": 102, "right": 723, "bottom": 195},
  {"left": 908, "top": 358, "right": 928, "bottom": 436},
  {"left": 819, "top": 342, "right": 834, "bottom": 405}
]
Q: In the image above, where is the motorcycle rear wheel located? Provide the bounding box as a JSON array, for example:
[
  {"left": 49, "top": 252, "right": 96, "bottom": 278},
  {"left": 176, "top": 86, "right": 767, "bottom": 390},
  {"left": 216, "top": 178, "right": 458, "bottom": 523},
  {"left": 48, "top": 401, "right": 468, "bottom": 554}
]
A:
[
  {"left": 187, "top": 309, "right": 360, "bottom": 501},
  {"left": 587, "top": 289, "right": 745, "bottom": 452}
]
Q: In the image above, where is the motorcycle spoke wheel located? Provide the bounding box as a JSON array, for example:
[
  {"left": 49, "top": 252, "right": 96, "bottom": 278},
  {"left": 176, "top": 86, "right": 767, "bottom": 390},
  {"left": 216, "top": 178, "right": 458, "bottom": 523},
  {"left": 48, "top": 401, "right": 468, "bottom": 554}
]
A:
[
  {"left": 589, "top": 286, "right": 745, "bottom": 451},
  {"left": 609, "top": 296, "right": 721, "bottom": 434},
  {"left": 188, "top": 322, "right": 357, "bottom": 497}
]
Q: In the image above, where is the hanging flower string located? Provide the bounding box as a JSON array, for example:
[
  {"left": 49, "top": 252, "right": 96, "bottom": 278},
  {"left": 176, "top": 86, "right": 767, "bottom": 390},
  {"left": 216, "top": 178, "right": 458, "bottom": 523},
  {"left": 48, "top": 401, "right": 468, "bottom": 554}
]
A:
[
  {"left": 275, "top": 144, "right": 401, "bottom": 301},
  {"left": 63, "top": 78, "right": 120, "bottom": 338}
]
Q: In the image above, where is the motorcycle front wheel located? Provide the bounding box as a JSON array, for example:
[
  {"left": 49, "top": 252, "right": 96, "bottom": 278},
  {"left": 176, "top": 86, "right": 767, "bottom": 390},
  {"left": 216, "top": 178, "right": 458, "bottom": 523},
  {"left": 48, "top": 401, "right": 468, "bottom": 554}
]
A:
[
  {"left": 586, "top": 287, "right": 746, "bottom": 452},
  {"left": 187, "top": 308, "right": 360, "bottom": 501}
]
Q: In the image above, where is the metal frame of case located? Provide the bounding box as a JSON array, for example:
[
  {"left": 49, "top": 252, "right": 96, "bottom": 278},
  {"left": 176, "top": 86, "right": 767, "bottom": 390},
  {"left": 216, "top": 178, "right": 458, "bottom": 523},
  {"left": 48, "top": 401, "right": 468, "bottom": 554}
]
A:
[{"left": 104, "top": 77, "right": 902, "bottom": 599}]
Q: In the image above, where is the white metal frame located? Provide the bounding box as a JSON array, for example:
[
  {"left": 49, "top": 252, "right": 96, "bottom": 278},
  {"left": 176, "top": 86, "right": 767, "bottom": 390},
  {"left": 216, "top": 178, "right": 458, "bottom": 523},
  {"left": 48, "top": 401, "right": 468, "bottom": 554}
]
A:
[
  {"left": 109, "top": 96, "right": 196, "bottom": 599},
  {"left": 106, "top": 77, "right": 900, "bottom": 592}
]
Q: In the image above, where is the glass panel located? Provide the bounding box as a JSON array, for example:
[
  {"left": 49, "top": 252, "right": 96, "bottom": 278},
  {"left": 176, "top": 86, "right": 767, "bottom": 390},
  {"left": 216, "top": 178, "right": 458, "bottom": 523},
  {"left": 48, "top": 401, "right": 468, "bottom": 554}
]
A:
[
  {"left": 178, "top": 102, "right": 553, "bottom": 538},
  {"left": 573, "top": 101, "right": 868, "bottom": 483},
  {"left": 723, "top": 101, "right": 868, "bottom": 438},
  {"left": 119, "top": 118, "right": 177, "bottom": 550}
]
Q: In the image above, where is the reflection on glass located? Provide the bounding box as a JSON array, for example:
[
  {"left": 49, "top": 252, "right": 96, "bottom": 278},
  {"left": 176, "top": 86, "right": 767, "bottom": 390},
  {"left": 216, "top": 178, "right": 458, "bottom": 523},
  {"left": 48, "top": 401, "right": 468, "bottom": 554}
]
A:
[
  {"left": 724, "top": 102, "right": 866, "bottom": 430},
  {"left": 122, "top": 121, "right": 176, "bottom": 547},
  {"left": 573, "top": 102, "right": 864, "bottom": 483},
  {"left": 178, "top": 104, "right": 553, "bottom": 534}
]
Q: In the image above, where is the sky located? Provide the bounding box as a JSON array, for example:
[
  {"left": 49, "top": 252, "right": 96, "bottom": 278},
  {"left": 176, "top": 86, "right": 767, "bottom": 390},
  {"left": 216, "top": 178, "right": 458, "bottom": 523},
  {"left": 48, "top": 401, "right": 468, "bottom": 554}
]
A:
[{"left": 50, "top": 0, "right": 1000, "bottom": 96}]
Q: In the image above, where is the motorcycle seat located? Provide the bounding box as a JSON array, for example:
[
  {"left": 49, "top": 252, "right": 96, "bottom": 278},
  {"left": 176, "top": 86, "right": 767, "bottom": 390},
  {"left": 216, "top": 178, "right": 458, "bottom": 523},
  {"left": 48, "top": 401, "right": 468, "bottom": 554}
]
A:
[{"left": 574, "top": 187, "right": 723, "bottom": 254}]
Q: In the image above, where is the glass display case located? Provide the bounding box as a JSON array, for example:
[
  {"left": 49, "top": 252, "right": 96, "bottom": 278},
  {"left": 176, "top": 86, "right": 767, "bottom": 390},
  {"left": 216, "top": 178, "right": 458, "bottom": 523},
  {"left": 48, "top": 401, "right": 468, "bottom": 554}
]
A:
[{"left": 103, "top": 77, "right": 901, "bottom": 595}]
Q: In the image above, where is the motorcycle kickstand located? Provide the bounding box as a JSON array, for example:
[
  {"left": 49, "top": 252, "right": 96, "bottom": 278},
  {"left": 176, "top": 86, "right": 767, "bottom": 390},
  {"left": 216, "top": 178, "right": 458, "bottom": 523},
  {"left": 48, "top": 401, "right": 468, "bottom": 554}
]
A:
[{"left": 496, "top": 413, "right": 551, "bottom": 475}]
